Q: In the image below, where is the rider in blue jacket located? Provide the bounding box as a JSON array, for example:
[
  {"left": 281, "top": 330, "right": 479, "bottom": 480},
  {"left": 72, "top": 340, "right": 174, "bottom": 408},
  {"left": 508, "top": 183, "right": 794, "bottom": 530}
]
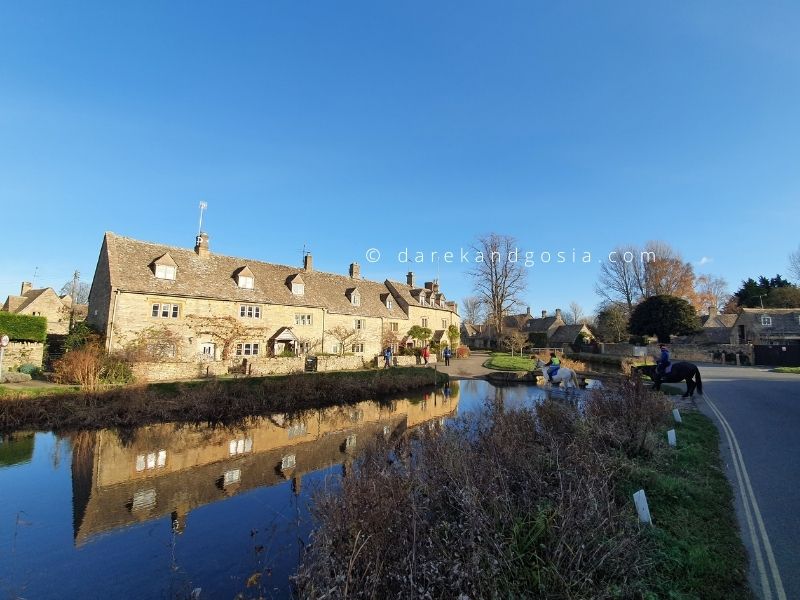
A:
[{"left": 657, "top": 344, "right": 670, "bottom": 375}]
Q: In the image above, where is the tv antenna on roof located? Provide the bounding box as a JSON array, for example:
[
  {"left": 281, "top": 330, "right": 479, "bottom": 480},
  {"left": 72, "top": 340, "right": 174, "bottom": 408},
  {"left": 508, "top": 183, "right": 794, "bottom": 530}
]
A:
[{"left": 198, "top": 201, "right": 208, "bottom": 235}]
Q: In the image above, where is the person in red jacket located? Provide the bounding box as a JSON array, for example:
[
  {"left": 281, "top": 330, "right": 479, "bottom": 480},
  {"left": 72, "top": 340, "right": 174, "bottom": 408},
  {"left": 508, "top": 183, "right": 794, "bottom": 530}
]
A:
[{"left": 422, "top": 346, "right": 430, "bottom": 365}]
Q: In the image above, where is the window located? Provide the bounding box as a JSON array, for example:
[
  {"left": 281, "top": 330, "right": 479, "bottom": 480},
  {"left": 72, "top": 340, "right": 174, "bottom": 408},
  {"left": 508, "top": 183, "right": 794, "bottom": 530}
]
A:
[
  {"left": 351, "top": 290, "right": 361, "bottom": 306},
  {"left": 135, "top": 450, "right": 167, "bottom": 472},
  {"left": 200, "top": 343, "right": 215, "bottom": 358},
  {"left": 238, "top": 275, "right": 254, "bottom": 289},
  {"left": 349, "top": 409, "right": 364, "bottom": 422},
  {"left": 155, "top": 264, "right": 176, "bottom": 280},
  {"left": 390, "top": 322, "right": 398, "bottom": 332},
  {"left": 386, "top": 298, "right": 393, "bottom": 309},
  {"left": 421, "top": 317, "right": 428, "bottom": 328},
  {"left": 292, "top": 282, "right": 305, "bottom": 295},
  {"left": 152, "top": 303, "right": 179, "bottom": 318},
  {"left": 229, "top": 437, "right": 253, "bottom": 456},
  {"left": 223, "top": 469, "right": 241, "bottom": 486},
  {"left": 761, "top": 315, "right": 772, "bottom": 327},
  {"left": 354, "top": 318, "right": 366, "bottom": 330},
  {"left": 331, "top": 344, "right": 341, "bottom": 355},
  {"left": 239, "top": 305, "right": 261, "bottom": 318},
  {"left": 352, "top": 343, "right": 365, "bottom": 353},
  {"left": 281, "top": 454, "right": 297, "bottom": 470},
  {"left": 295, "top": 314, "right": 313, "bottom": 325},
  {"left": 235, "top": 343, "right": 260, "bottom": 356},
  {"left": 288, "top": 423, "right": 307, "bottom": 438},
  {"left": 345, "top": 434, "right": 357, "bottom": 450},
  {"left": 131, "top": 489, "right": 157, "bottom": 512},
  {"left": 419, "top": 293, "right": 427, "bottom": 306},
  {"left": 442, "top": 319, "right": 447, "bottom": 328}
]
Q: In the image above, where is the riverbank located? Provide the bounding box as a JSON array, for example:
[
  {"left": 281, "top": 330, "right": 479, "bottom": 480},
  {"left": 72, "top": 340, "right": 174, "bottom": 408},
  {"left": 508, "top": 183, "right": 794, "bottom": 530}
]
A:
[
  {"left": 0, "top": 367, "right": 447, "bottom": 433},
  {"left": 294, "top": 378, "right": 749, "bottom": 598}
]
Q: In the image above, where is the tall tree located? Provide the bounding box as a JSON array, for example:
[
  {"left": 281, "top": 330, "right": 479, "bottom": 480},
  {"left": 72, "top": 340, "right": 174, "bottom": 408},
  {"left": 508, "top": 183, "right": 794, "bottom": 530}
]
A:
[
  {"left": 788, "top": 246, "right": 800, "bottom": 283},
  {"left": 629, "top": 295, "right": 701, "bottom": 343},
  {"left": 468, "top": 233, "right": 527, "bottom": 337},
  {"left": 595, "top": 244, "right": 642, "bottom": 311},
  {"left": 461, "top": 295, "right": 486, "bottom": 324},
  {"left": 694, "top": 274, "right": 729, "bottom": 313},
  {"left": 566, "top": 301, "right": 585, "bottom": 325},
  {"left": 59, "top": 280, "right": 91, "bottom": 304},
  {"left": 765, "top": 286, "right": 800, "bottom": 308},
  {"left": 594, "top": 303, "right": 629, "bottom": 343},
  {"left": 731, "top": 274, "right": 794, "bottom": 308},
  {"left": 641, "top": 241, "right": 696, "bottom": 300}
]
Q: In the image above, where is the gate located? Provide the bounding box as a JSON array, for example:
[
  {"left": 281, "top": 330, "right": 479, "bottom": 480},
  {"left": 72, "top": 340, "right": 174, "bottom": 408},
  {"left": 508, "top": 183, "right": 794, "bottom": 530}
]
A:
[{"left": 753, "top": 344, "right": 800, "bottom": 367}]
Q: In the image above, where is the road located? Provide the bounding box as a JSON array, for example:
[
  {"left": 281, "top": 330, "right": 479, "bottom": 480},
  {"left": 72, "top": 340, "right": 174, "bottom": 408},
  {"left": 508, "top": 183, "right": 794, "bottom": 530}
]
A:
[{"left": 699, "top": 365, "right": 800, "bottom": 600}]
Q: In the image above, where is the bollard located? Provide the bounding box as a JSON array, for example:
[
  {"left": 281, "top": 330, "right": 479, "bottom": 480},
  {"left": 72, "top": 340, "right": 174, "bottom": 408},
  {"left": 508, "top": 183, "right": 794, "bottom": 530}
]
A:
[
  {"left": 672, "top": 408, "right": 682, "bottom": 423},
  {"left": 667, "top": 429, "right": 677, "bottom": 447},
  {"left": 633, "top": 489, "right": 653, "bottom": 525}
]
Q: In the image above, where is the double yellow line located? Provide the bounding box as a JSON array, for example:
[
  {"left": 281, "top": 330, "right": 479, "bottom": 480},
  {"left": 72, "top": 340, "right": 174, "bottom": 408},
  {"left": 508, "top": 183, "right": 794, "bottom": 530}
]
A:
[{"left": 704, "top": 392, "right": 786, "bottom": 600}]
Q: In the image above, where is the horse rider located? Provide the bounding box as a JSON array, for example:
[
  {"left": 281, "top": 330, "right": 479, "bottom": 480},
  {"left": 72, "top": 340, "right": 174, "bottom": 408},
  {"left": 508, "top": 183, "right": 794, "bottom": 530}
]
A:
[
  {"left": 544, "top": 352, "right": 561, "bottom": 383},
  {"left": 657, "top": 344, "right": 671, "bottom": 376}
]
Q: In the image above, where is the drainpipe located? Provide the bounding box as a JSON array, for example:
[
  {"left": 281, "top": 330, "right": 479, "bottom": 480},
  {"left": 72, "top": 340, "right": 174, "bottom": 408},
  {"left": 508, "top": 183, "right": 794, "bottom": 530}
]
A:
[{"left": 107, "top": 289, "right": 120, "bottom": 353}]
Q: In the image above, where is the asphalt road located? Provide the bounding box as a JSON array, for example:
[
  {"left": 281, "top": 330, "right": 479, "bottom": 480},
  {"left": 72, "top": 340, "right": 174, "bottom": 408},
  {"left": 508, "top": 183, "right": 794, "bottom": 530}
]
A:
[{"left": 698, "top": 365, "right": 800, "bottom": 600}]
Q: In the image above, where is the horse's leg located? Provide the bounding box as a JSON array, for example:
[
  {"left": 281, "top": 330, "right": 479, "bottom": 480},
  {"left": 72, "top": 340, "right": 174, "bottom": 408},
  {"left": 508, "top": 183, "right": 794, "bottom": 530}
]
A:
[{"left": 684, "top": 376, "right": 694, "bottom": 398}]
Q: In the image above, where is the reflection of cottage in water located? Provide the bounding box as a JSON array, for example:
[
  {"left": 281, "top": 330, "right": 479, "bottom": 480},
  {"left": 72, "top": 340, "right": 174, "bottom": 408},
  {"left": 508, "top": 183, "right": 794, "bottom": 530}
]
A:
[{"left": 70, "top": 385, "right": 459, "bottom": 546}]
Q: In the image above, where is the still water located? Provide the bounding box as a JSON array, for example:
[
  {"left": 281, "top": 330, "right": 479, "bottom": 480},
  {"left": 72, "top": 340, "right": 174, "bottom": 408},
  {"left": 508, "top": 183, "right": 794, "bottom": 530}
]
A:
[{"left": 0, "top": 380, "right": 557, "bottom": 599}]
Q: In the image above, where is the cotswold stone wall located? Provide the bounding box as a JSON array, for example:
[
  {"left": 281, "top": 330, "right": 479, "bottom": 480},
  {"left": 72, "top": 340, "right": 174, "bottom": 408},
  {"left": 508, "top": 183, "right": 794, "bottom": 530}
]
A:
[{"left": 1, "top": 341, "right": 44, "bottom": 370}]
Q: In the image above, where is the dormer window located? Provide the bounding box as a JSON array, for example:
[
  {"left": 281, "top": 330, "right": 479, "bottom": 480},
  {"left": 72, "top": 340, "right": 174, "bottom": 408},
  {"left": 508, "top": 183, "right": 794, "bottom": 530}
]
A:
[
  {"left": 761, "top": 315, "right": 772, "bottom": 327},
  {"left": 288, "top": 273, "right": 305, "bottom": 296},
  {"left": 420, "top": 292, "right": 427, "bottom": 306},
  {"left": 386, "top": 297, "right": 393, "bottom": 309},
  {"left": 348, "top": 288, "right": 361, "bottom": 307},
  {"left": 152, "top": 253, "right": 177, "bottom": 280},
  {"left": 234, "top": 266, "right": 255, "bottom": 289}
]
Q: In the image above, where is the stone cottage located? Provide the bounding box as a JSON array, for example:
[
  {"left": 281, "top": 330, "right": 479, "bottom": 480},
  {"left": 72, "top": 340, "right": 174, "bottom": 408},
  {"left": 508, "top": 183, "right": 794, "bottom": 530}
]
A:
[{"left": 2, "top": 282, "right": 87, "bottom": 335}]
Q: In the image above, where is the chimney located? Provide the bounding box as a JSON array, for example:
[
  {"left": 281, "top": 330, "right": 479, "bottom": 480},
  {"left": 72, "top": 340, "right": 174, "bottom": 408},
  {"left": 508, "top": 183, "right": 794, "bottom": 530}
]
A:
[
  {"left": 709, "top": 305, "right": 718, "bottom": 319},
  {"left": 303, "top": 253, "right": 313, "bottom": 272},
  {"left": 526, "top": 306, "right": 531, "bottom": 315},
  {"left": 349, "top": 262, "right": 361, "bottom": 279},
  {"left": 424, "top": 281, "right": 434, "bottom": 291},
  {"left": 555, "top": 308, "right": 562, "bottom": 320},
  {"left": 21, "top": 281, "right": 32, "bottom": 295},
  {"left": 194, "top": 232, "right": 210, "bottom": 259},
  {"left": 541, "top": 310, "right": 547, "bottom": 318},
  {"left": 407, "top": 271, "right": 415, "bottom": 287},
  {"left": 432, "top": 281, "right": 440, "bottom": 293}
]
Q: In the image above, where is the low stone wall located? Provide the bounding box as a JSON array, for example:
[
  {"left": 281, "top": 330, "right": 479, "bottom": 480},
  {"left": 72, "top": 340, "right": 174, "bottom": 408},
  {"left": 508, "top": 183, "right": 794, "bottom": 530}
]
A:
[
  {"left": 651, "top": 344, "right": 754, "bottom": 365},
  {"left": 600, "top": 343, "right": 636, "bottom": 356},
  {"left": 1, "top": 341, "right": 44, "bottom": 370}
]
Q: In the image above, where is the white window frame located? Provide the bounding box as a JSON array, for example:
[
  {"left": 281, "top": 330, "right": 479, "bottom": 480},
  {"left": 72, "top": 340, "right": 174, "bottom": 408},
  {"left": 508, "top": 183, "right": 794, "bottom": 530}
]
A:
[
  {"left": 292, "top": 282, "right": 305, "bottom": 296},
  {"left": 281, "top": 454, "right": 297, "bottom": 470},
  {"left": 239, "top": 305, "right": 261, "bottom": 318},
  {"left": 761, "top": 315, "right": 772, "bottom": 327},
  {"left": 354, "top": 318, "right": 366, "bottom": 330},
  {"left": 228, "top": 437, "right": 253, "bottom": 456},
  {"left": 288, "top": 423, "right": 307, "bottom": 438},
  {"left": 235, "top": 342, "right": 260, "bottom": 356},
  {"left": 152, "top": 303, "right": 179, "bottom": 319},
  {"left": 386, "top": 298, "right": 393, "bottom": 309},
  {"left": 351, "top": 343, "right": 365, "bottom": 353},
  {"left": 155, "top": 264, "right": 176, "bottom": 280},
  {"left": 295, "top": 314, "right": 313, "bottom": 326},
  {"left": 351, "top": 291, "right": 361, "bottom": 306},
  {"left": 238, "top": 275, "right": 254, "bottom": 289},
  {"left": 421, "top": 317, "right": 428, "bottom": 328},
  {"left": 390, "top": 322, "right": 398, "bottom": 332},
  {"left": 442, "top": 319, "right": 447, "bottom": 328}
]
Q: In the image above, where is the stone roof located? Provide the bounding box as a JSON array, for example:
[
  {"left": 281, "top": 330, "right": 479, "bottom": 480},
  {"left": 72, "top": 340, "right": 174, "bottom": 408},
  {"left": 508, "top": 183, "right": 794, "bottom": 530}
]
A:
[
  {"left": 735, "top": 308, "right": 800, "bottom": 333},
  {"left": 101, "top": 232, "right": 453, "bottom": 319},
  {"left": 525, "top": 316, "right": 562, "bottom": 333},
  {"left": 2, "top": 288, "right": 60, "bottom": 314},
  {"left": 549, "top": 324, "right": 591, "bottom": 344},
  {"left": 700, "top": 314, "right": 738, "bottom": 328},
  {"left": 384, "top": 280, "right": 456, "bottom": 314}
]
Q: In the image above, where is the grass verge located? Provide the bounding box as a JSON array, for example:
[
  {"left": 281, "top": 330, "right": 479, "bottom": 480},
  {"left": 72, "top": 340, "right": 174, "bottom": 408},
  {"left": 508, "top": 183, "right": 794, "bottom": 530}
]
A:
[
  {"left": 0, "top": 367, "right": 447, "bottom": 433},
  {"left": 622, "top": 412, "right": 751, "bottom": 599},
  {"left": 774, "top": 366, "right": 800, "bottom": 374},
  {"left": 483, "top": 351, "right": 535, "bottom": 371}
]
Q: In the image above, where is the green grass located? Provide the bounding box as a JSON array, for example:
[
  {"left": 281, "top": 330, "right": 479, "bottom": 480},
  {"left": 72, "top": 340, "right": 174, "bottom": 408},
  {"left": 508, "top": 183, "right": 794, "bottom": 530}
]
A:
[
  {"left": 774, "top": 366, "right": 800, "bottom": 374},
  {"left": 483, "top": 352, "right": 535, "bottom": 371},
  {"left": 621, "top": 413, "right": 750, "bottom": 599},
  {"left": 0, "top": 384, "right": 81, "bottom": 398}
]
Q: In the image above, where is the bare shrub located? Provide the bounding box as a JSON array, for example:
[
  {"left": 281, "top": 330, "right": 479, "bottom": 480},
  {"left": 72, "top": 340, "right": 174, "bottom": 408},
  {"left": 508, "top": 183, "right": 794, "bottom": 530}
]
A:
[
  {"left": 53, "top": 343, "right": 105, "bottom": 389},
  {"left": 294, "top": 405, "right": 644, "bottom": 598},
  {"left": 584, "top": 375, "right": 670, "bottom": 457}
]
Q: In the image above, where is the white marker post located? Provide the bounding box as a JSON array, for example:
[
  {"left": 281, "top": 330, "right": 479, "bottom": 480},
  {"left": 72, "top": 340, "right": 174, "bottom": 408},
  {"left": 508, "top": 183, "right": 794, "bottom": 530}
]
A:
[
  {"left": 672, "top": 408, "right": 682, "bottom": 423},
  {"left": 0, "top": 335, "right": 9, "bottom": 383},
  {"left": 667, "top": 429, "right": 677, "bottom": 447},
  {"left": 633, "top": 489, "right": 653, "bottom": 525}
]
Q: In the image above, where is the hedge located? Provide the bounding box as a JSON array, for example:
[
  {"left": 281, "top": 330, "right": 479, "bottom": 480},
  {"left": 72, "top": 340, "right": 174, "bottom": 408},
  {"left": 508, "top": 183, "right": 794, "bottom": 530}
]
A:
[{"left": 0, "top": 312, "right": 47, "bottom": 342}]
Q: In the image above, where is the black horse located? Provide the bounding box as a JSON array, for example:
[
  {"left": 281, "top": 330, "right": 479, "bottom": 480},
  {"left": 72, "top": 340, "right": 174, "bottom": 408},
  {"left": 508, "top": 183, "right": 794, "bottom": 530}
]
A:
[{"left": 635, "top": 362, "right": 703, "bottom": 398}]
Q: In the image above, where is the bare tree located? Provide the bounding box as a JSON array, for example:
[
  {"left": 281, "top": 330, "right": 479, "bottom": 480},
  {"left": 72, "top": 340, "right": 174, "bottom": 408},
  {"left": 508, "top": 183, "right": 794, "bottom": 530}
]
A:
[
  {"left": 461, "top": 296, "right": 486, "bottom": 324},
  {"left": 468, "top": 233, "right": 527, "bottom": 338},
  {"left": 790, "top": 246, "right": 800, "bottom": 283},
  {"left": 566, "top": 301, "right": 585, "bottom": 325},
  {"left": 500, "top": 330, "right": 529, "bottom": 356},
  {"left": 595, "top": 244, "right": 642, "bottom": 311},
  {"left": 186, "top": 315, "right": 265, "bottom": 360},
  {"left": 60, "top": 280, "right": 91, "bottom": 304},
  {"left": 325, "top": 326, "right": 360, "bottom": 355},
  {"left": 695, "top": 274, "right": 730, "bottom": 313}
]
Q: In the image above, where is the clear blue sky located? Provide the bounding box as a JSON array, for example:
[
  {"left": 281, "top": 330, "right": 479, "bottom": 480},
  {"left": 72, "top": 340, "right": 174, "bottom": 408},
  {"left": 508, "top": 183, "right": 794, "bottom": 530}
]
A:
[{"left": 2, "top": 1, "right": 799, "bottom": 314}]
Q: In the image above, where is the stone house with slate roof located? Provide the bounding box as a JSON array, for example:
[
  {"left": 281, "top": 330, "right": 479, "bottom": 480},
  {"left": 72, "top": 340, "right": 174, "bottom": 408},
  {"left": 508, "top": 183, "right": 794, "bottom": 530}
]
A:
[
  {"left": 2, "top": 282, "right": 87, "bottom": 335},
  {"left": 87, "top": 232, "right": 460, "bottom": 364},
  {"left": 731, "top": 308, "right": 800, "bottom": 345},
  {"left": 461, "top": 307, "right": 592, "bottom": 349}
]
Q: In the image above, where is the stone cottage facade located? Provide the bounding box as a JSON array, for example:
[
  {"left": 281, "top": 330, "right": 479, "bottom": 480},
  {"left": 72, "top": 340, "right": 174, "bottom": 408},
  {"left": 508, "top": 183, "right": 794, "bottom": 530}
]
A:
[
  {"left": 87, "top": 232, "right": 460, "bottom": 365},
  {"left": 2, "top": 282, "right": 86, "bottom": 335}
]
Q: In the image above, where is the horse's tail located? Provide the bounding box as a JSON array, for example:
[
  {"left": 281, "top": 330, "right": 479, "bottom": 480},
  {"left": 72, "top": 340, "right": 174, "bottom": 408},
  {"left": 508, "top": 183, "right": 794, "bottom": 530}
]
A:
[
  {"left": 572, "top": 370, "right": 579, "bottom": 388},
  {"left": 695, "top": 367, "right": 703, "bottom": 395}
]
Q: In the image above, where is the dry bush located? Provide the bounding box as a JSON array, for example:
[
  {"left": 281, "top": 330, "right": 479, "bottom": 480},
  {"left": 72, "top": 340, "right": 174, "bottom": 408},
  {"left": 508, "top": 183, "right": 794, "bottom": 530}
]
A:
[
  {"left": 455, "top": 345, "right": 470, "bottom": 359},
  {"left": 584, "top": 375, "right": 670, "bottom": 457},
  {"left": 53, "top": 343, "right": 105, "bottom": 389},
  {"left": 294, "top": 404, "right": 645, "bottom": 599}
]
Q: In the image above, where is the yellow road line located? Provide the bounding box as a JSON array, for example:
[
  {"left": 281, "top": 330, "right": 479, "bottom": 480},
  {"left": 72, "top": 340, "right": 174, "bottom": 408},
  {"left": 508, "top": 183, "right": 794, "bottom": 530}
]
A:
[{"left": 704, "top": 391, "right": 787, "bottom": 600}]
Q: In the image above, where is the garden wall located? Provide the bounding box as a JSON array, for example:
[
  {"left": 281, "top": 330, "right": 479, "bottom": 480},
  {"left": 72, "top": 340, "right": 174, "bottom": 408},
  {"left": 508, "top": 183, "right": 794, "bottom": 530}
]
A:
[{"left": 1, "top": 341, "right": 44, "bottom": 370}]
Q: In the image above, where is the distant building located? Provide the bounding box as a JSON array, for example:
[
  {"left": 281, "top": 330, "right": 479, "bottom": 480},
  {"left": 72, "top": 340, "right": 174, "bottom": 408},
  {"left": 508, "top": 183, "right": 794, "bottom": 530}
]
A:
[
  {"left": 87, "top": 232, "right": 460, "bottom": 363},
  {"left": 461, "top": 307, "right": 593, "bottom": 349},
  {"left": 732, "top": 308, "right": 800, "bottom": 345},
  {"left": 2, "top": 281, "right": 87, "bottom": 335}
]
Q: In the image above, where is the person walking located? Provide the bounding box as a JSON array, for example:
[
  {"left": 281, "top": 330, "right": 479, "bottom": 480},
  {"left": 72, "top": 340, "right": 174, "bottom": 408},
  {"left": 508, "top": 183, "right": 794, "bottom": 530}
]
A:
[
  {"left": 383, "top": 346, "right": 392, "bottom": 368},
  {"left": 422, "top": 346, "right": 430, "bottom": 365},
  {"left": 443, "top": 346, "right": 452, "bottom": 366}
]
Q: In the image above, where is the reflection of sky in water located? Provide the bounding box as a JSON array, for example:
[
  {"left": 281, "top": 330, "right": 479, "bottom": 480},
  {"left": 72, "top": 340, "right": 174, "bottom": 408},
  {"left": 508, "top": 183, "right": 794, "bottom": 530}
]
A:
[{"left": 0, "top": 380, "right": 591, "bottom": 599}]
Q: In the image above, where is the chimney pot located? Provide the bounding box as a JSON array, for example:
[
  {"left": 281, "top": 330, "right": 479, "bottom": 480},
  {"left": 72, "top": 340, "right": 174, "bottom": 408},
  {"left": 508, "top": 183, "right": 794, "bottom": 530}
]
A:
[
  {"left": 194, "top": 232, "right": 210, "bottom": 259},
  {"left": 21, "top": 281, "right": 32, "bottom": 295},
  {"left": 349, "top": 262, "right": 361, "bottom": 279},
  {"left": 424, "top": 281, "right": 434, "bottom": 291},
  {"left": 555, "top": 308, "right": 562, "bottom": 319},
  {"left": 407, "top": 271, "right": 415, "bottom": 287},
  {"left": 304, "top": 253, "right": 313, "bottom": 272},
  {"left": 709, "top": 305, "right": 718, "bottom": 318},
  {"left": 541, "top": 310, "right": 547, "bottom": 318}
]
